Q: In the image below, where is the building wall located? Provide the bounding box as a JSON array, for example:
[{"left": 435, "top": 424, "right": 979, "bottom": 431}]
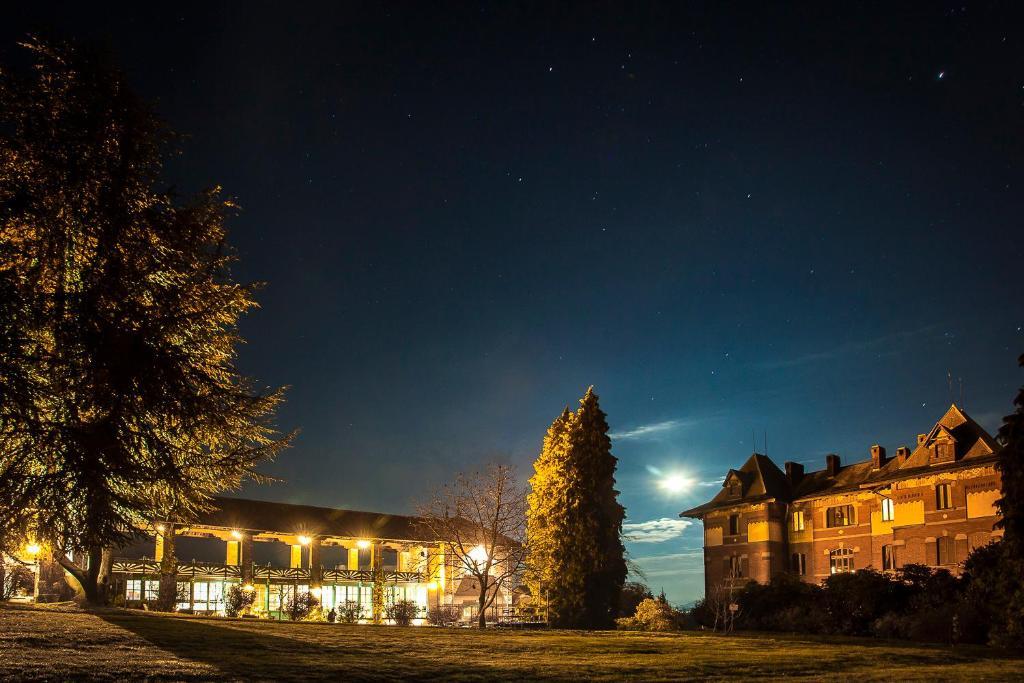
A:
[{"left": 701, "top": 464, "right": 1001, "bottom": 594}]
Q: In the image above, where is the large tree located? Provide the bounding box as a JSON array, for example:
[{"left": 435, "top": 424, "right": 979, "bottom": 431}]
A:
[
  {"left": 992, "top": 353, "right": 1024, "bottom": 647},
  {"left": 417, "top": 462, "right": 527, "bottom": 628},
  {"left": 0, "top": 37, "right": 291, "bottom": 603},
  {"left": 527, "top": 387, "right": 627, "bottom": 629}
]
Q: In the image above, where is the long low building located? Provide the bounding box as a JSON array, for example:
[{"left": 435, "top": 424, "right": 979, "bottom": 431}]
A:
[
  {"left": 103, "top": 497, "right": 512, "bottom": 621},
  {"left": 682, "top": 404, "right": 1003, "bottom": 595}
]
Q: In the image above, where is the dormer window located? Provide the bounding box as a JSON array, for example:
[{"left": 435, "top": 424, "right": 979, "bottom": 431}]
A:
[{"left": 728, "top": 480, "right": 741, "bottom": 497}]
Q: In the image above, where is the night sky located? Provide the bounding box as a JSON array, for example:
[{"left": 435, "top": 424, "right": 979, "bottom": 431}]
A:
[{"left": 6, "top": 2, "right": 1024, "bottom": 604}]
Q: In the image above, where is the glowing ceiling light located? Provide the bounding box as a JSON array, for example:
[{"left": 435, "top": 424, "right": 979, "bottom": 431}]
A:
[
  {"left": 297, "top": 535, "right": 311, "bottom": 545},
  {"left": 231, "top": 530, "right": 242, "bottom": 539},
  {"left": 356, "top": 540, "right": 370, "bottom": 549}
]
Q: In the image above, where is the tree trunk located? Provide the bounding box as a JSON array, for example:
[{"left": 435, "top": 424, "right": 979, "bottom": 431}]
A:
[
  {"left": 477, "top": 575, "right": 488, "bottom": 628},
  {"left": 57, "top": 547, "right": 111, "bottom": 605},
  {"left": 157, "top": 524, "right": 178, "bottom": 611}
]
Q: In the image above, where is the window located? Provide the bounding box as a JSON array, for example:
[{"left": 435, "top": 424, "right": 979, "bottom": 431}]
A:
[
  {"left": 791, "top": 553, "right": 806, "bottom": 576},
  {"left": 936, "top": 484, "right": 952, "bottom": 510},
  {"left": 882, "top": 545, "right": 896, "bottom": 571},
  {"left": 727, "top": 479, "right": 741, "bottom": 497},
  {"left": 881, "top": 498, "right": 894, "bottom": 522},
  {"left": 829, "top": 548, "right": 854, "bottom": 574},
  {"left": 792, "top": 510, "right": 805, "bottom": 532},
  {"left": 728, "top": 514, "right": 740, "bottom": 536},
  {"left": 125, "top": 579, "right": 159, "bottom": 602},
  {"left": 937, "top": 537, "right": 954, "bottom": 565},
  {"left": 727, "top": 555, "right": 744, "bottom": 578},
  {"left": 825, "top": 505, "right": 856, "bottom": 528}
]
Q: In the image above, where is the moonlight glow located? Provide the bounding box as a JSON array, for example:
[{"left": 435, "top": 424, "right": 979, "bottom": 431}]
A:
[{"left": 658, "top": 474, "right": 694, "bottom": 494}]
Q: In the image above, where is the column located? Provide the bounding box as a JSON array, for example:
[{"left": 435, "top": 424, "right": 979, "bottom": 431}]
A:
[
  {"left": 226, "top": 541, "right": 240, "bottom": 566},
  {"left": 309, "top": 538, "right": 322, "bottom": 590},
  {"left": 290, "top": 544, "right": 302, "bottom": 569},
  {"left": 240, "top": 533, "right": 254, "bottom": 586}
]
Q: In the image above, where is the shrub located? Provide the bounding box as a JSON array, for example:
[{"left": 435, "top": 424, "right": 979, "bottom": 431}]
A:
[
  {"left": 303, "top": 606, "right": 327, "bottom": 622},
  {"left": 631, "top": 598, "right": 680, "bottom": 631},
  {"left": 225, "top": 584, "right": 257, "bottom": 617},
  {"left": 386, "top": 599, "right": 419, "bottom": 626},
  {"left": 336, "top": 600, "right": 364, "bottom": 624},
  {"left": 617, "top": 582, "right": 654, "bottom": 618},
  {"left": 426, "top": 605, "right": 461, "bottom": 627},
  {"left": 615, "top": 616, "right": 640, "bottom": 630},
  {"left": 284, "top": 591, "right": 319, "bottom": 621}
]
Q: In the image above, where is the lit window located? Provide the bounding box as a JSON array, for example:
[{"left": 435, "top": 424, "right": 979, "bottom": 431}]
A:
[
  {"left": 825, "top": 505, "right": 855, "bottom": 528},
  {"left": 881, "top": 498, "right": 894, "bottom": 522},
  {"left": 936, "top": 484, "right": 952, "bottom": 510},
  {"left": 829, "top": 548, "right": 854, "bottom": 574},
  {"left": 728, "top": 514, "right": 740, "bottom": 536},
  {"left": 727, "top": 555, "right": 744, "bottom": 578},
  {"left": 791, "top": 553, "right": 806, "bottom": 576},
  {"left": 882, "top": 545, "right": 896, "bottom": 571},
  {"left": 126, "top": 580, "right": 141, "bottom": 601},
  {"left": 792, "top": 510, "right": 805, "bottom": 532}
]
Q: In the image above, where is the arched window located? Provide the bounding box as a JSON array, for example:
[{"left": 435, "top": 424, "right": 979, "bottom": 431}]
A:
[{"left": 829, "top": 548, "right": 854, "bottom": 574}]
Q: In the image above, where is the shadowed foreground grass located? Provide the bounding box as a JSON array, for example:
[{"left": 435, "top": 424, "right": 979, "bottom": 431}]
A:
[{"left": 1, "top": 604, "right": 1021, "bottom": 681}]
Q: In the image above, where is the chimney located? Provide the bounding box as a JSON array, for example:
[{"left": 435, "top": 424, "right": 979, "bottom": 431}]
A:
[
  {"left": 784, "top": 461, "right": 804, "bottom": 486},
  {"left": 895, "top": 445, "right": 911, "bottom": 465},
  {"left": 826, "top": 453, "right": 841, "bottom": 476},
  {"left": 870, "top": 444, "right": 887, "bottom": 470},
  {"left": 917, "top": 433, "right": 927, "bottom": 446}
]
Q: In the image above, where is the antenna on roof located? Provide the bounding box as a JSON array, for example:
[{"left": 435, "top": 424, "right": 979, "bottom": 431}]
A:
[
  {"left": 947, "top": 371, "right": 953, "bottom": 404},
  {"left": 752, "top": 429, "right": 757, "bottom": 454},
  {"left": 959, "top": 377, "right": 964, "bottom": 409},
  {"left": 764, "top": 429, "right": 768, "bottom": 457}
]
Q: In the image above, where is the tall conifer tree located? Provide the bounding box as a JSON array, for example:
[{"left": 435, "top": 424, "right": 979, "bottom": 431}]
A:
[
  {"left": 526, "top": 388, "right": 626, "bottom": 628},
  {"left": 0, "top": 38, "right": 292, "bottom": 602}
]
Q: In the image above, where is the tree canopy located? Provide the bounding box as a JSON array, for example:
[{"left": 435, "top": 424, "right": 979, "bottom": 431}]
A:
[
  {"left": 0, "top": 37, "right": 292, "bottom": 601},
  {"left": 526, "top": 387, "right": 626, "bottom": 628}
]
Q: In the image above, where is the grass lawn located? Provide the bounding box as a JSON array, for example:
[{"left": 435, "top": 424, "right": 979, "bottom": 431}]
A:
[{"left": 1, "top": 604, "right": 1021, "bottom": 681}]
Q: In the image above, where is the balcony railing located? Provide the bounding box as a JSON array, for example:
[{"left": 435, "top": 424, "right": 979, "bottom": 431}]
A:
[{"left": 112, "top": 558, "right": 424, "bottom": 584}]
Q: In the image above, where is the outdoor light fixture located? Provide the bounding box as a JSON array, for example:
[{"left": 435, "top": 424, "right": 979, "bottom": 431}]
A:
[
  {"left": 231, "top": 530, "right": 242, "bottom": 539},
  {"left": 25, "top": 543, "right": 41, "bottom": 556},
  {"left": 467, "top": 545, "right": 488, "bottom": 567},
  {"left": 356, "top": 539, "right": 370, "bottom": 549},
  {"left": 297, "top": 535, "right": 311, "bottom": 545},
  {"left": 155, "top": 524, "right": 165, "bottom": 533},
  {"left": 242, "top": 584, "right": 255, "bottom": 592}
]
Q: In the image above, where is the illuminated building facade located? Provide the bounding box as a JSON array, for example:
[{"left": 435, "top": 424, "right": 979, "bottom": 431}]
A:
[
  {"left": 106, "top": 497, "right": 513, "bottom": 621},
  {"left": 682, "top": 405, "right": 1003, "bottom": 594}
]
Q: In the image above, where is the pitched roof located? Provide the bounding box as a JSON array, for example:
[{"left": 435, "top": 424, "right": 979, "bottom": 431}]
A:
[
  {"left": 898, "top": 403, "right": 999, "bottom": 469},
  {"left": 188, "top": 496, "right": 441, "bottom": 543},
  {"left": 680, "top": 405, "right": 1001, "bottom": 517},
  {"left": 681, "top": 453, "right": 790, "bottom": 517}
]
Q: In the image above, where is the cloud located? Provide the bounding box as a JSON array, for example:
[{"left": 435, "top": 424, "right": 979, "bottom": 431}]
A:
[
  {"left": 610, "top": 418, "right": 694, "bottom": 440},
  {"left": 622, "top": 517, "right": 694, "bottom": 543},
  {"left": 697, "top": 479, "right": 722, "bottom": 487},
  {"left": 630, "top": 550, "right": 706, "bottom": 577},
  {"left": 755, "top": 325, "right": 938, "bottom": 370}
]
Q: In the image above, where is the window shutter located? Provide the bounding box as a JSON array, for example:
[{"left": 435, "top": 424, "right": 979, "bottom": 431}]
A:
[{"left": 955, "top": 537, "right": 969, "bottom": 564}]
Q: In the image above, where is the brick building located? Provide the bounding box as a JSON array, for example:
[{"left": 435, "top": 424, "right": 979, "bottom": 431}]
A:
[{"left": 681, "top": 405, "right": 1003, "bottom": 595}]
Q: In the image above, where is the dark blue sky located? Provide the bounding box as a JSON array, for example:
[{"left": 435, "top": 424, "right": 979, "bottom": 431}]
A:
[{"left": 7, "top": 2, "right": 1023, "bottom": 603}]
